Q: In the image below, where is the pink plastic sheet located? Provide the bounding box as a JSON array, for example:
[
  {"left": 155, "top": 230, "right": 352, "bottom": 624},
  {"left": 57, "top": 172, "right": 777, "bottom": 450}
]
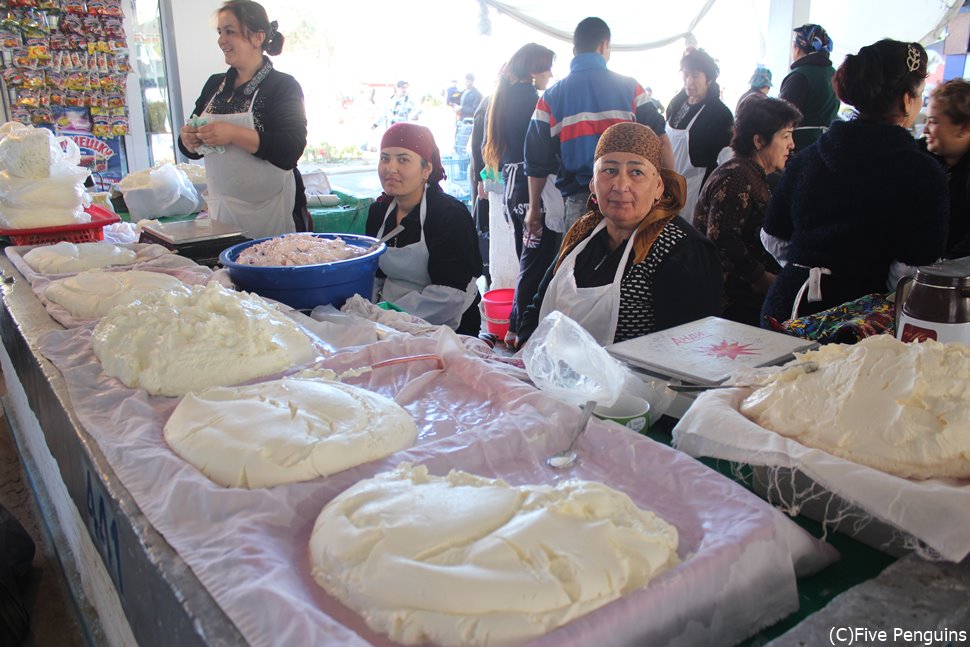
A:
[
  {"left": 5, "top": 243, "right": 213, "bottom": 327},
  {"left": 37, "top": 325, "right": 835, "bottom": 646}
]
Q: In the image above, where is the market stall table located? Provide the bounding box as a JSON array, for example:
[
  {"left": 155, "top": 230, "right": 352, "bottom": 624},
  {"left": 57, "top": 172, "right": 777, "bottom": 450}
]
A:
[{"left": 0, "top": 250, "right": 838, "bottom": 646}]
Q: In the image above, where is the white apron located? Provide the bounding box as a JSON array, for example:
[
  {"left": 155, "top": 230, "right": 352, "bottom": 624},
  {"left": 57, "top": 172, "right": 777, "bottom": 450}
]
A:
[
  {"left": 201, "top": 84, "right": 296, "bottom": 239},
  {"left": 667, "top": 103, "right": 706, "bottom": 226},
  {"left": 538, "top": 220, "right": 637, "bottom": 345},
  {"left": 376, "top": 191, "right": 477, "bottom": 329}
]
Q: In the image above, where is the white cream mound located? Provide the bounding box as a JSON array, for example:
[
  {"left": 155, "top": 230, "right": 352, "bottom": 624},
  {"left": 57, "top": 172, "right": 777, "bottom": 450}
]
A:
[
  {"left": 164, "top": 378, "right": 416, "bottom": 488},
  {"left": 22, "top": 241, "right": 137, "bottom": 273},
  {"left": 310, "top": 464, "right": 680, "bottom": 646},
  {"left": 741, "top": 335, "right": 970, "bottom": 479},
  {"left": 92, "top": 283, "right": 316, "bottom": 397},
  {"left": 236, "top": 233, "right": 366, "bottom": 266},
  {"left": 45, "top": 270, "right": 187, "bottom": 319}
]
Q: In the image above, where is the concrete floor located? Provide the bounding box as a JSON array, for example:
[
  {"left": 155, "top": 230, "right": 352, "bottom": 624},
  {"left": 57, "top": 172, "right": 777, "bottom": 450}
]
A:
[{"left": 0, "top": 372, "right": 88, "bottom": 647}]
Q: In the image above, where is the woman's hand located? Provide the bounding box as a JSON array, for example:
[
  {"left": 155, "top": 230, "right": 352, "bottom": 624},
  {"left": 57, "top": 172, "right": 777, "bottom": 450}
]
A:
[
  {"left": 197, "top": 121, "right": 239, "bottom": 147},
  {"left": 524, "top": 203, "right": 543, "bottom": 236},
  {"left": 179, "top": 124, "right": 202, "bottom": 153}
]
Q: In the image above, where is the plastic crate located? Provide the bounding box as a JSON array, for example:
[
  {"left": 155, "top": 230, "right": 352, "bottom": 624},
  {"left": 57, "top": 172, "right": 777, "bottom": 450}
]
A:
[{"left": 0, "top": 205, "right": 120, "bottom": 246}]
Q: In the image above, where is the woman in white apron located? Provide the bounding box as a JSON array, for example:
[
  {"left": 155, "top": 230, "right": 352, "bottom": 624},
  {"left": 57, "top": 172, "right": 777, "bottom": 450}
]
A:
[
  {"left": 365, "top": 123, "right": 484, "bottom": 336},
  {"left": 178, "top": 1, "right": 308, "bottom": 239},
  {"left": 515, "top": 122, "right": 722, "bottom": 347},
  {"left": 665, "top": 48, "right": 734, "bottom": 226}
]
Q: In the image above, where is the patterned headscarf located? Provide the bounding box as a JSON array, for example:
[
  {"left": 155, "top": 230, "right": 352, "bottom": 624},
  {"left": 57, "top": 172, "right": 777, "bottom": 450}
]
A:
[
  {"left": 380, "top": 122, "right": 446, "bottom": 185},
  {"left": 793, "top": 24, "right": 833, "bottom": 54},
  {"left": 556, "top": 122, "right": 687, "bottom": 270}
]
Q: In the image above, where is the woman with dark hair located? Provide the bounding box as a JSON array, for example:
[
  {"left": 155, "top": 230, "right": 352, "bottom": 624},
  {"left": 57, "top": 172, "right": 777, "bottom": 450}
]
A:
[
  {"left": 482, "top": 42, "right": 559, "bottom": 346},
  {"left": 924, "top": 79, "right": 970, "bottom": 258},
  {"left": 780, "top": 24, "right": 840, "bottom": 151},
  {"left": 665, "top": 48, "right": 734, "bottom": 224},
  {"left": 365, "top": 123, "right": 483, "bottom": 335},
  {"left": 695, "top": 98, "right": 802, "bottom": 326},
  {"left": 178, "top": 0, "right": 308, "bottom": 238},
  {"left": 760, "top": 39, "right": 948, "bottom": 326}
]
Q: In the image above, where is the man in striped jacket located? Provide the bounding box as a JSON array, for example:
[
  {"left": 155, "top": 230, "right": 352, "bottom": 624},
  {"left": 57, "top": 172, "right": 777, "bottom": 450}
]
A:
[{"left": 524, "top": 17, "right": 674, "bottom": 237}]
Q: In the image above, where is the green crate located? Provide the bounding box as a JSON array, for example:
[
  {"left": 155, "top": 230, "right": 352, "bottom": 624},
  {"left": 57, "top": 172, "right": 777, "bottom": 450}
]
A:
[{"left": 310, "top": 190, "right": 373, "bottom": 235}]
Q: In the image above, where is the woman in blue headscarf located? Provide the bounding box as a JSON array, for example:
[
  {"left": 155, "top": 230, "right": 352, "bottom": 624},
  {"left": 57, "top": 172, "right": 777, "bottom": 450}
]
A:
[{"left": 779, "top": 24, "right": 839, "bottom": 150}]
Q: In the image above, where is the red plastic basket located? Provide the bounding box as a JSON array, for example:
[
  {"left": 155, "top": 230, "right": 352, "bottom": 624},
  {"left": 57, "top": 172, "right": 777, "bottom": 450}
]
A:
[{"left": 0, "top": 204, "right": 120, "bottom": 246}]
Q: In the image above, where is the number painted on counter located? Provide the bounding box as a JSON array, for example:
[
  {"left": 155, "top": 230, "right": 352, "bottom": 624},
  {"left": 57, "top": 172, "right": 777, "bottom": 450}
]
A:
[{"left": 85, "top": 469, "right": 123, "bottom": 594}]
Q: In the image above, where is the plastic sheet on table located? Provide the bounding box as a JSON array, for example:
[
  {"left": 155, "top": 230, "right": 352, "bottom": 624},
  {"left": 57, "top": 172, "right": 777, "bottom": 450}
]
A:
[{"left": 35, "top": 325, "right": 836, "bottom": 647}]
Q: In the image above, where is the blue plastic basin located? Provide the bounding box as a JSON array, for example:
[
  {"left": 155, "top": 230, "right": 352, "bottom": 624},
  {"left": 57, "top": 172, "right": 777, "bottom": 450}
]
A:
[{"left": 219, "top": 233, "right": 386, "bottom": 310}]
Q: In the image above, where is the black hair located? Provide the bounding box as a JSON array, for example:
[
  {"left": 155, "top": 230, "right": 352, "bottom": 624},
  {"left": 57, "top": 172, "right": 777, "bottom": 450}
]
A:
[
  {"left": 483, "top": 43, "right": 556, "bottom": 170},
  {"left": 219, "top": 0, "right": 284, "bottom": 56},
  {"left": 732, "top": 97, "right": 803, "bottom": 156},
  {"left": 833, "top": 39, "right": 927, "bottom": 123},
  {"left": 680, "top": 48, "right": 719, "bottom": 82},
  {"left": 573, "top": 17, "right": 610, "bottom": 54}
]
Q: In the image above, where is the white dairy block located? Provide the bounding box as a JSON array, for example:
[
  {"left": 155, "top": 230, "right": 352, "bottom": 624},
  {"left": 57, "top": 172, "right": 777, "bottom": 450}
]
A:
[
  {"left": 92, "top": 283, "right": 317, "bottom": 397},
  {"left": 309, "top": 464, "right": 680, "bottom": 646},
  {"left": 22, "top": 241, "right": 137, "bottom": 273},
  {"left": 164, "top": 378, "right": 417, "bottom": 488},
  {"left": 741, "top": 335, "right": 970, "bottom": 479},
  {"left": 45, "top": 270, "right": 187, "bottom": 319}
]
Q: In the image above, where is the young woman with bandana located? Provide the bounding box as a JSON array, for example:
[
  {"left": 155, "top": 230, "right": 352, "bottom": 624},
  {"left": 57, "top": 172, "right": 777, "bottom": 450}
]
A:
[
  {"left": 366, "top": 123, "right": 484, "bottom": 336},
  {"left": 178, "top": 1, "right": 308, "bottom": 239},
  {"left": 761, "top": 40, "right": 948, "bottom": 327},
  {"left": 779, "top": 24, "right": 839, "bottom": 151},
  {"left": 516, "top": 122, "right": 721, "bottom": 347}
]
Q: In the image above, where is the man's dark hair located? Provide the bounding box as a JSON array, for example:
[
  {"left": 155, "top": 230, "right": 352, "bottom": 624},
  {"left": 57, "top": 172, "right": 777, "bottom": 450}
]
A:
[{"left": 573, "top": 17, "right": 610, "bottom": 54}]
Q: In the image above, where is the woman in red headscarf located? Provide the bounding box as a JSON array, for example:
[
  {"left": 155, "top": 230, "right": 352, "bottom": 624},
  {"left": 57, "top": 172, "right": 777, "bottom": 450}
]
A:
[{"left": 365, "top": 123, "right": 484, "bottom": 335}]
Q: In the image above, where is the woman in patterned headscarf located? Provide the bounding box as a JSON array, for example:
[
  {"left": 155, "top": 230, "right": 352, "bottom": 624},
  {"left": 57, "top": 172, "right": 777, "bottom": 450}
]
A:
[
  {"left": 780, "top": 23, "right": 839, "bottom": 150},
  {"left": 515, "top": 122, "right": 721, "bottom": 347}
]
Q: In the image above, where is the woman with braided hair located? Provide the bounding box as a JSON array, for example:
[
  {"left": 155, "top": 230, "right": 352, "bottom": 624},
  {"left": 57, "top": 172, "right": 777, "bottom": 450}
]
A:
[
  {"left": 178, "top": 0, "right": 309, "bottom": 239},
  {"left": 761, "top": 39, "right": 949, "bottom": 327}
]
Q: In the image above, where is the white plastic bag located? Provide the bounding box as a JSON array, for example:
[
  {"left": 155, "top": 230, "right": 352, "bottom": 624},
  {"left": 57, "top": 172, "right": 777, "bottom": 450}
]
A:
[
  {"left": 119, "top": 164, "right": 201, "bottom": 221},
  {"left": 522, "top": 311, "right": 628, "bottom": 407},
  {"left": 0, "top": 167, "right": 91, "bottom": 209},
  {"left": 0, "top": 126, "right": 81, "bottom": 179}
]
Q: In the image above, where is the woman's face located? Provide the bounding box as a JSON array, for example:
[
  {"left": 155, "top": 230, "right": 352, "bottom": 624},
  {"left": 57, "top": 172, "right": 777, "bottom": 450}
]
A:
[
  {"left": 756, "top": 125, "right": 796, "bottom": 174},
  {"left": 683, "top": 70, "right": 709, "bottom": 101},
  {"left": 533, "top": 70, "right": 553, "bottom": 91},
  {"left": 925, "top": 97, "right": 969, "bottom": 162},
  {"left": 590, "top": 152, "right": 664, "bottom": 231},
  {"left": 379, "top": 147, "right": 431, "bottom": 203},
  {"left": 217, "top": 11, "right": 263, "bottom": 70}
]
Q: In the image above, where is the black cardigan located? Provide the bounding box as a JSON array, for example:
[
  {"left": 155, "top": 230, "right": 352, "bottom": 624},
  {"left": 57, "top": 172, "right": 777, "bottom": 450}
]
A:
[{"left": 666, "top": 88, "right": 733, "bottom": 184}]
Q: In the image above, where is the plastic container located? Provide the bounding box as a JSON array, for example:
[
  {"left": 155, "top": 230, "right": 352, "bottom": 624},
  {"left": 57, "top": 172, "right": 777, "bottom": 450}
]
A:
[
  {"left": 482, "top": 288, "right": 515, "bottom": 339},
  {"left": 219, "top": 233, "right": 386, "bottom": 310},
  {"left": 0, "top": 204, "right": 120, "bottom": 246}
]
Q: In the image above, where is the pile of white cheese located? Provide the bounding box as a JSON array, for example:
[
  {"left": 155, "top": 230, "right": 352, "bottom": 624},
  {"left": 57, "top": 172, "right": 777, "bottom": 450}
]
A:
[
  {"left": 92, "top": 283, "right": 316, "bottom": 397},
  {"left": 741, "top": 335, "right": 970, "bottom": 479},
  {"left": 309, "top": 464, "right": 680, "bottom": 646}
]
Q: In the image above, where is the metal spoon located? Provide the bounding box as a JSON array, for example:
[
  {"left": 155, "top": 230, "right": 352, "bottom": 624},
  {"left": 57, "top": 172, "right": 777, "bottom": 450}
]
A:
[
  {"left": 668, "top": 360, "right": 819, "bottom": 393},
  {"left": 364, "top": 224, "right": 404, "bottom": 254},
  {"left": 546, "top": 400, "right": 597, "bottom": 469}
]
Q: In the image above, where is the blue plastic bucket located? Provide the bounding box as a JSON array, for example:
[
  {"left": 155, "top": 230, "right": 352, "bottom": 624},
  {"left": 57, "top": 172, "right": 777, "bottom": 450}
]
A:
[{"left": 219, "top": 233, "right": 386, "bottom": 310}]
